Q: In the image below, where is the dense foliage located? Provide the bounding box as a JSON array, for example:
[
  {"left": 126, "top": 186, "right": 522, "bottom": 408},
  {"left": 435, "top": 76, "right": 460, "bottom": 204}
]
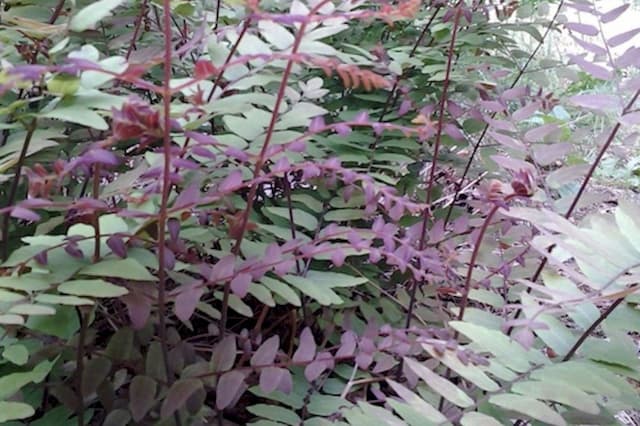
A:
[{"left": 1, "top": 0, "right": 640, "bottom": 424}]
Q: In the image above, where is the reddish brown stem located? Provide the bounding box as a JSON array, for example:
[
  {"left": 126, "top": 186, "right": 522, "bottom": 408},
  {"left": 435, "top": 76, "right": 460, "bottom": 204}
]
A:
[
  {"left": 443, "top": 0, "right": 566, "bottom": 226},
  {"left": 157, "top": 5, "right": 179, "bottom": 425},
  {"left": 507, "top": 88, "right": 640, "bottom": 335},
  {"left": 220, "top": 1, "right": 332, "bottom": 337}
]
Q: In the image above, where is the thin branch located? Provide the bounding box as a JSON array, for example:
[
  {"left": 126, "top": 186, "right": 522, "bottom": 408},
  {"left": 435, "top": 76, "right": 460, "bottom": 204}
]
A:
[
  {"left": 157, "top": 3, "right": 181, "bottom": 426},
  {"left": 1, "top": 118, "right": 37, "bottom": 261},
  {"left": 507, "top": 88, "right": 640, "bottom": 335},
  {"left": 223, "top": 1, "right": 333, "bottom": 336},
  {"left": 444, "top": 0, "right": 565, "bottom": 225}
]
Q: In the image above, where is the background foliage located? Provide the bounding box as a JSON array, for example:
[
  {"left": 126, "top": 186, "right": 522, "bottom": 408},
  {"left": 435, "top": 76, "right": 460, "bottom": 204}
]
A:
[{"left": 1, "top": 0, "right": 640, "bottom": 424}]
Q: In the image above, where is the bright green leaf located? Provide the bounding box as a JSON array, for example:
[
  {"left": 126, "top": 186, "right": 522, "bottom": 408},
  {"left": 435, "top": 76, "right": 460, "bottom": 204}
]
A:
[
  {"left": 0, "top": 402, "right": 35, "bottom": 423},
  {"left": 489, "top": 394, "right": 566, "bottom": 426},
  {"left": 58, "top": 279, "right": 128, "bottom": 298},
  {"left": 70, "top": 0, "right": 126, "bottom": 32},
  {"left": 78, "top": 258, "right": 155, "bottom": 281}
]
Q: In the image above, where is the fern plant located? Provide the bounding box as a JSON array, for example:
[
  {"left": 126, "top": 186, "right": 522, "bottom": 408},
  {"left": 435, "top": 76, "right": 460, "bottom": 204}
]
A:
[{"left": 0, "top": 0, "right": 639, "bottom": 425}]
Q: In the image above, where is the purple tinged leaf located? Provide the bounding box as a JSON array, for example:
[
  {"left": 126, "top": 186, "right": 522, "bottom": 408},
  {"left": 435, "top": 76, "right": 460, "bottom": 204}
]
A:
[
  {"left": 546, "top": 164, "right": 590, "bottom": 189},
  {"left": 398, "top": 99, "right": 412, "bottom": 116},
  {"left": 172, "top": 158, "right": 199, "bottom": 170},
  {"left": 64, "top": 243, "right": 84, "bottom": 259},
  {"left": 524, "top": 123, "right": 559, "bottom": 142},
  {"left": 273, "top": 259, "right": 295, "bottom": 276},
  {"left": 479, "top": 100, "right": 505, "bottom": 113},
  {"left": 355, "top": 352, "right": 373, "bottom": 369},
  {"left": 211, "top": 336, "right": 236, "bottom": 372},
  {"left": 565, "top": 22, "right": 598, "bottom": 36},
  {"left": 209, "top": 255, "right": 235, "bottom": 283},
  {"left": 462, "top": 7, "right": 472, "bottom": 24},
  {"left": 174, "top": 182, "right": 199, "bottom": 209},
  {"left": 336, "top": 331, "right": 357, "bottom": 358},
  {"left": 489, "top": 131, "right": 526, "bottom": 151},
  {"left": 121, "top": 292, "right": 151, "bottom": 329},
  {"left": 569, "top": 55, "right": 613, "bottom": 80},
  {"left": 167, "top": 218, "right": 180, "bottom": 242},
  {"left": 324, "top": 157, "right": 341, "bottom": 169},
  {"left": 87, "top": 148, "right": 119, "bottom": 166},
  {"left": 500, "top": 86, "right": 527, "bottom": 101},
  {"left": 162, "top": 247, "right": 175, "bottom": 270},
  {"left": 532, "top": 143, "right": 572, "bottom": 166},
  {"left": 288, "top": 140, "right": 306, "bottom": 153},
  {"left": 184, "top": 130, "right": 217, "bottom": 145},
  {"left": 443, "top": 123, "right": 465, "bottom": 141},
  {"left": 617, "top": 47, "right": 640, "bottom": 68},
  {"left": 331, "top": 249, "right": 345, "bottom": 267},
  {"left": 570, "top": 35, "right": 606, "bottom": 56},
  {"left": 569, "top": 94, "right": 620, "bottom": 110},
  {"left": 216, "top": 371, "right": 245, "bottom": 410},
  {"left": 251, "top": 335, "right": 279, "bottom": 367},
  {"left": 174, "top": 284, "right": 204, "bottom": 322},
  {"left": 608, "top": 28, "right": 640, "bottom": 48},
  {"left": 513, "top": 328, "right": 534, "bottom": 350},
  {"left": 230, "top": 273, "right": 252, "bottom": 298},
  {"left": 20, "top": 198, "right": 53, "bottom": 209},
  {"left": 442, "top": 8, "right": 454, "bottom": 22},
  {"left": 191, "top": 145, "right": 216, "bottom": 159},
  {"left": 219, "top": 170, "right": 243, "bottom": 192},
  {"left": 511, "top": 101, "right": 540, "bottom": 122},
  {"left": 371, "top": 122, "right": 384, "bottom": 136},
  {"left": 491, "top": 155, "right": 536, "bottom": 175},
  {"left": 334, "top": 123, "right": 352, "bottom": 136},
  {"left": 301, "top": 164, "right": 320, "bottom": 180},
  {"left": 107, "top": 235, "right": 127, "bottom": 258},
  {"left": 292, "top": 327, "right": 316, "bottom": 363},
  {"left": 566, "top": 1, "right": 595, "bottom": 13},
  {"left": 160, "top": 379, "right": 203, "bottom": 419},
  {"left": 8, "top": 64, "right": 48, "bottom": 80},
  {"left": 141, "top": 167, "right": 162, "bottom": 179},
  {"left": 372, "top": 353, "right": 396, "bottom": 373},
  {"left": 305, "top": 359, "right": 328, "bottom": 382},
  {"left": 34, "top": 250, "right": 48, "bottom": 265},
  {"left": 308, "top": 116, "right": 325, "bottom": 133},
  {"left": 11, "top": 207, "right": 40, "bottom": 222},
  {"left": 388, "top": 202, "right": 404, "bottom": 221},
  {"left": 601, "top": 4, "right": 629, "bottom": 23},
  {"left": 485, "top": 117, "right": 516, "bottom": 132},
  {"left": 259, "top": 367, "right": 290, "bottom": 394},
  {"left": 621, "top": 111, "right": 640, "bottom": 126},
  {"left": 272, "top": 157, "right": 290, "bottom": 174},
  {"left": 354, "top": 111, "right": 369, "bottom": 124}
]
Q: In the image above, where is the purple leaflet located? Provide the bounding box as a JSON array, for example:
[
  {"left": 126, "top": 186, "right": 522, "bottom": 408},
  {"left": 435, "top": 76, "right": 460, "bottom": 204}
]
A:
[
  {"left": 524, "top": 123, "right": 559, "bottom": 143},
  {"left": 216, "top": 371, "right": 246, "bottom": 410},
  {"left": 209, "top": 255, "right": 235, "bottom": 283},
  {"left": 107, "top": 235, "right": 128, "bottom": 258},
  {"left": 564, "top": 22, "right": 598, "bottom": 36},
  {"left": 608, "top": 28, "right": 640, "bottom": 48},
  {"left": 122, "top": 291, "right": 151, "bottom": 329},
  {"left": 174, "top": 283, "right": 204, "bottom": 322},
  {"left": 230, "top": 273, "right": 252, "bottom": 298},
  {"left": 601, "top": 4, "right": 629, "bottom": 23},
  {"left": 10, "top": 207, "right": 40, "bottom": 222},
  {"left": 292, "top": 327, "right": 316, "bottom": 363},
  {"left": 569, "top": 94, "right": 621, "bottom": 110},
  {"left": 251, "top": 335, "right": 279, "bottom": 367},
  {"left": 219, "top": 170, "right": 243, "bottom": 193},
  {"left": 167, "top": 218, "right": 180, "bottom": 242},
  {"left": 259, "top": 367, "right": 291, "bottom": 394},
  {"left": 569, "top": 55, "right": 612, "bottom": 81}
]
